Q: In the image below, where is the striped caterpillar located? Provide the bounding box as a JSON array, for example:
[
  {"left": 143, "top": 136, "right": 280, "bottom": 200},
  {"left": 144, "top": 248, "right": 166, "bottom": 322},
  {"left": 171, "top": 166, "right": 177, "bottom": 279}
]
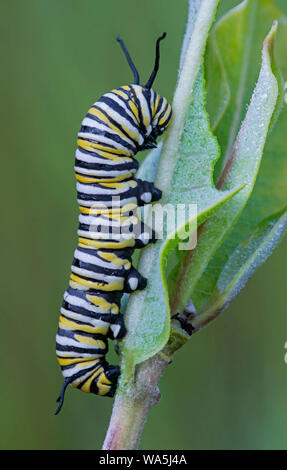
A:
[{"left": 55, "top": 33, "right": 172, "bottom": 414}]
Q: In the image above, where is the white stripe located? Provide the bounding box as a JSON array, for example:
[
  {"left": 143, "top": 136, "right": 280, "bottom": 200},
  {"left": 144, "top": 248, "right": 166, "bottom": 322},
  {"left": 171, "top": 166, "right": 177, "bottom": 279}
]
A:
[
  {"left": 77, "top": 229, "right": 122, "bottom": 240},
  {"left": 71, "top": 265, "right": 124, "bottom": 283},
  {"left": 74, "top": 249, "right": 129, "bottom": 271},
  {"left": 82, "top": 115, "right": 138, "bottom": 147},
  {"left": 60, "top": 362, "right": 93, "bottom": 378},
  {"left": 57, "top": 349, "right": 102, "bottom": 359},
  {"left": 74, "top": 165, "right": 135, "bottom": 178},
  {"left": 71, "top": 368, "right": 102, "bottom": 385},
  {"left": 101, "top": 93, "right": 139, "bottom": 129},
  {"left": 77, "top": 196, "right": 137, "bottom": 208},
  {"left": 75, "top": 147, "right": 132, "bottom": 165},
  {"left": 75, "top": 249, "right": 112, "bottom": 267},
  {"left": 78, "top": 133, "right": 133, "bottom": 153},
  {"left": 133, "top": 86, "right": 151, "bottom": 133},
  {"left": 60, "top": 314, "right": 110, "bottom": 331},
  {"left": 79, "top": 213, "right": 131, "bottom": 227},
  {"left": 61, "top": 307, "right": 111, "bottom": 325},
  {"left": 78, "top": 129, "right": 136, "bottom": 150},
  {"left": 76, "top": 148, "right": 126, "bottom": 165},
  {"left": 63, "top": 293, "right": 108, "bottom": 314},
  {"left": 76, "top": 181, "right": 134, "bottom": 196},
  {"left": 56, "top": 334, "right": 105, "bottom": 350}
]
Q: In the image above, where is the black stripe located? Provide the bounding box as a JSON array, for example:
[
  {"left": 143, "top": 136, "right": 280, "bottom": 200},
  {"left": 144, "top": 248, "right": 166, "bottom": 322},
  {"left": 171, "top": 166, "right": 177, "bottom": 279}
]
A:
[
  {"left": 60, "top": 359, "right": 100, "bottom": 372},
  {"left": 56, "top": 343, "right": 107, "bottom": 355},
  {"left": 76, "top": 144, "right": 133, "bottom": 160},
  {"left": 57, "top": 327, "right": 107, "bottom": 342},
  {"left": 72, "top": 254, "right": 127, "bottom": 277},
  {"left": 95, "top": 97, "right": 139, "bottom": 132},
  {"left": 129, "top": 86, "right": 146, "bottom": 133},
  {"left": 111, "top": 87, "right": 144, "bottom": 129},
  {"left": 142, "top": 88, "right": 153, "bottom": 121},
  {"left": 62, "top": 362, "right": 104, "bottom": 381},
  {"left": 66, "top": 286, "right": 122, "bottom": 305},
  {"left": 78, "top": 223, "right": 131, "bottom": 236},
  {"left": 157, "top": 103, "right": 172, "bottom": 125},
  {"left": 76, "top": 364, "right": 108, "bottom": 389},
  {"left": 75, "top": 157, "right": 139, "bottom": 173},
  {"left": 60, "top": 313, "right": 97, "bottom": 328},
  {"left": 77, "top": 179, "right": 135, "bottom": 190},
  {"left": 62, "top": 300, "right": 114, "bottom": 322},
  {"left": 79, "top": 130, "right": 135, "bottom": 152},
  {"left": 86, "top": 111, "right": 139, "bottom": 146},
  {"left": 77, "top": 185, "right": 138, "bottom": 202},
  {"left": 76, "top": 246, "right": 133, "bottom": 262},
  {"left": 155, "top": 96, "right": 164, "bottom": 118}
]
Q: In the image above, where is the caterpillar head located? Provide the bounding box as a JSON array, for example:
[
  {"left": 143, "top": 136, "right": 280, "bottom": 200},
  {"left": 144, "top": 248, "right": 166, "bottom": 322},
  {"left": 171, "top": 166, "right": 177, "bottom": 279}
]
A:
[{"left": 117, "top": 33, "right": 172, "bottom": 148}]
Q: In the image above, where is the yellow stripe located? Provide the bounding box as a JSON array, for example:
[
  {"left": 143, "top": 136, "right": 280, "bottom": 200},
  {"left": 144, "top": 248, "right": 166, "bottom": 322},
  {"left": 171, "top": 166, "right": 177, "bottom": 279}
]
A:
[
  {"left": 77, "top": 140, "right": 127, "bottom": 160},
  {"left": 153, "top": 93, "right": 160, "bottom": 116},
  {"left": 98, "top": 251, "right": 131, "bottom": 269},
  {"left": 78, "top": 237, "right": 135, "bottom": 249},
  {"left": 75, "top": 172, "right": 134, "bottom": 184},
  {"left": 112, "top": 89, "right": 130, "bottom": 100},
  {"left": 98, "top": 180, "right": 137, "bottom": 190},
  {"left": 112, "top": 88, "right": 139, "bottom": 122},
  {"left": 128, "top": 99, "right": 140, "bottom": 122},
  {"left": 77, "top": 139, "right": 131, "bottom": 157},
  {"left": 96, "top": 372, "right": 113, "bottom": 395},
  {"left": 59, "top": 315, "right": 109, "bottom": 335},
  {"left": 88, "top": 106, "right": 138, "bottom": 144},
  {"left": 86, "top": 295, "right": 119, "bottom": 314},
  {"left": 57, "top": 357, "right": 99, "bottom": 368},
  {"left": 80, "top": 367, "right": 110, "bottom": 394},
  {"left": 70, "top": 273, "right": 124, "bottom": 291},
  {"left": 79, "top": 203, "right": 137, "bottom": 216},
  {"left": 74, "top": 334, "right": 106, "bottom": 349},
  {"left": 133, "top": 87, "right": 150, "bottom": 128},
  {"left": 117, "top": 87, "right": 140, "bottom": 123},
  {"left": 83, "top": 146, "right": 133, "bottom": 162},
  {"left": 158, "top": 104, "right": 172, "bottom": 126}
]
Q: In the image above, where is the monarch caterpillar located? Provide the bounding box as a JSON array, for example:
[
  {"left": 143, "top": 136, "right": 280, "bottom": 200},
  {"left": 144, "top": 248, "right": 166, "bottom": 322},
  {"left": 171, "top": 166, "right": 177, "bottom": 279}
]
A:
[{"left": 55, "top": 33, "right": 172, "bottom": 414}]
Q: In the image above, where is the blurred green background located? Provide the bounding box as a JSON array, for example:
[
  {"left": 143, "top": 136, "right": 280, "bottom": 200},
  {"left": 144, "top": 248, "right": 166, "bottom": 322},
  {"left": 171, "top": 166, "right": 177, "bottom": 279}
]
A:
[{"left": 1, "top": 0, "right": 287, "bottom": 450}]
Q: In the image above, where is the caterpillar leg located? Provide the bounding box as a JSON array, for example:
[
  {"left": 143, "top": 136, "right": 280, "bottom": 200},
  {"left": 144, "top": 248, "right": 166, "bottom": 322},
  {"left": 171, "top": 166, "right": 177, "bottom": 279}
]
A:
[
  {"left": 124, "top": 266, "right": 147, "bottom": 292},
  {"left": 135, "top": 178, "right": 162, "bottom": 205},
  {"left": 109, "top": 313, "right": 127, "bottom": 340},
  {"left": 135, "top": 225, "right": 157, "bottom": 248}
]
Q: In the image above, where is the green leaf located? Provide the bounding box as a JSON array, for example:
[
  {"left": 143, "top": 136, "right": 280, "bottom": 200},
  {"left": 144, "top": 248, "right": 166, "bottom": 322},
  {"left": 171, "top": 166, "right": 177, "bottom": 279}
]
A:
[
  {"left": 172, "top": 22, "right": 280, "bottom": 315},
  {"left": 192, "top": 207, "right": 287, "bottom": 329},
  {"left": 121, "top": 69, "right": 241, "bottom": 376},
  {"left": 206, "top": 0, "right": 286, "bottom": 179},
  {"left": 119, "top": 0, "right": 243, "bottom": 385},
  {"left": 181, "top": 1, "right": 287, "bottom": 319}
]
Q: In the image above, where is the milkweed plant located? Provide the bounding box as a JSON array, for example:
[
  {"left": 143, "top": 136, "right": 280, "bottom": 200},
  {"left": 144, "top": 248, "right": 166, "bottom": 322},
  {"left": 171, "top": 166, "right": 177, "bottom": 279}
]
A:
[{"left": 102, "top": 0, "right": 287, "bottom": 449}]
